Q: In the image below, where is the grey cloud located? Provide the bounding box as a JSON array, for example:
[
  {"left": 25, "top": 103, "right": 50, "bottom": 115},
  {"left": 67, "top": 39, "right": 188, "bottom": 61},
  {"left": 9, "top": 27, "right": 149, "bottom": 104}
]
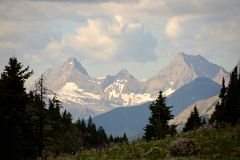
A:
[
  {"left": 115, "top": 29, "right": 158, "bottom": 62},
  {"left": 30, "top": 0, "right": 139, "bottom": 3},
  {"left": 166, "top": 0, "right": 240, "bottom": 16}
]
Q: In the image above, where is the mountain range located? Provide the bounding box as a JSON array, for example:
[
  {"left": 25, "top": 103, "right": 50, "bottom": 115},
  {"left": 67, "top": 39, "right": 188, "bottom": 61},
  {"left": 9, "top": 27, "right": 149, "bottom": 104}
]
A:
[
  {"left": 42, "top": 53, "right": 229, "bottom": 120},
  {"left": 93, "top": 77, "right": 221, "bottom": 138}
]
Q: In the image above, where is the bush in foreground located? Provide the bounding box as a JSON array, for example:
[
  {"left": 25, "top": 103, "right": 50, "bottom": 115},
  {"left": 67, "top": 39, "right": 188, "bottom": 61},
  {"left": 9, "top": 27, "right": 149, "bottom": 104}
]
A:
[
  {"left": 49, "top": 124, "right": 240, "bottom": 160},
  {"left": 168, "top": 138, "right": 199, "bottom": 156}
]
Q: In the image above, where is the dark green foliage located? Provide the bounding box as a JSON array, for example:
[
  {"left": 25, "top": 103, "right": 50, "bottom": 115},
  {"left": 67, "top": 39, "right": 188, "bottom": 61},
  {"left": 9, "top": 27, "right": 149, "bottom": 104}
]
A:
[
  {"left": 109, "top": 132, "right": 128, "bottom": 143},
  {"left": 0, "top": 57, "right": 35, "bottom": 159},
  {"left": 144, "top": 91, "right": 175, "bottom": 141},
  {"left": 0, "top": 57, "right": 113, "bottom": 159},
  {"left": 123, "top": 132, "right": 128, "bottom": 142},
  {"left": 50, "top": 124, "right": 240, "bottom": 160},
  {"left": 210, "top": 66, "right": 240, "bottom": 125},
  {"left": 183, "top": 106, "right": 202, "bottom": 132},
  {"left": 109, "top": 135, "right": 114, "bottom": 142},
  {"left": 202, "top": 117, "right": 207, "bottom": 125}
]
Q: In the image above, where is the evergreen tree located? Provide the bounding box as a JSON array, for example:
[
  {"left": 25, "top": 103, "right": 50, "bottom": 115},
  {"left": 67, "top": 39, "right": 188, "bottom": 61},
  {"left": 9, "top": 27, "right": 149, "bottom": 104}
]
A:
[
  {"left": 45, "top": 96, "right": 63, "bottom": 155},
  {"left": 202, "top": 117, "right": 207, "bottom": 125},
  {"left": 86, "top": 116, "right": 98, "bottom": 147},
  {"left": 0, "top": 57, "right": 117, "bottom": 158},
  {"left": 75, "top": 118, "right": 87, "bottom": 134},
  {"left": 0, "top": 57, "right": 36, "bottom": 159},
  {"left": 33, "top": 76, "right": 47, "bottom": 157},
  {"left": 109, "top": 135, "right": 114, "bottom": 143},
  {"left": 224, "top": 67, "right": 240, "bottom": 125},
  {"left": 209, "top": 78, "right": 226, "bottom": 124},
  {"left": 183, "top": 106, "right": 202, "bottom": 132},
  {"left": 112, "top": 133, "right": 128, "bottom": 143},
  {"left": 122, "top": 132, "right": 128, "bottom": 142},
  {"left": 210, "top": 66, "right": 240, "bottom": 125},
  {"left": 144, "top": 91, "right": 174, "bottom": 141},
  {"left": 96, "top": 126, "right": 108, "bottom": 146}
]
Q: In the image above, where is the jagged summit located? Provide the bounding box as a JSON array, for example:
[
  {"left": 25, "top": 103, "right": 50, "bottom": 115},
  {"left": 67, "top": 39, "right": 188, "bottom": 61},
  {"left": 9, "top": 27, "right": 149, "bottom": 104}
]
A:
[
  {"left": 176, "top": 52, "right": 187, "bottom": 57},
  {"left": 62, "top": 57, "right": 88, "bottom": 76},
  {"left": 147, "top": 52, "right": 229, "bottom": 96},
  {"left": 182, "top": 54, "right": 222, "bottom": 78},
  {"left": 117, "top": 69, "right": 129, "bottom": 75},
  {"left": 116, "top": 69, "right": 135, "bottom": 80},
  {"left": 167, "top": 52, "right": 228, "bottom": 79},
  {"left": 41, "top": 53, "right": 230, "bottom": 120}
]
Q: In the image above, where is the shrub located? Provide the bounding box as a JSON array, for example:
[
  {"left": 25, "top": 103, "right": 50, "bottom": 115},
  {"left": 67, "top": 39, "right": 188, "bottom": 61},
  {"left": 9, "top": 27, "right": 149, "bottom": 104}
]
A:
[{"left": 168, "top": 138, "right": 199, "bottom": 156}]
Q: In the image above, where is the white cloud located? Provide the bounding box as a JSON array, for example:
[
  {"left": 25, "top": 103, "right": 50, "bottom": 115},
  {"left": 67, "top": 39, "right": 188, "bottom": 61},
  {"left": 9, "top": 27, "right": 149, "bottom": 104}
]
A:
[
  {"left": 46, "top": 15, "right": 157, "bottom": 62},
  {"left": 0, "top": 41, "right": 21, "bottom": 49},
  {"left": 165, "top": 15, "right": 195, "bottom": 39},
  {"left": 0, "top": 0, "right": 240, "bottom": 78}
]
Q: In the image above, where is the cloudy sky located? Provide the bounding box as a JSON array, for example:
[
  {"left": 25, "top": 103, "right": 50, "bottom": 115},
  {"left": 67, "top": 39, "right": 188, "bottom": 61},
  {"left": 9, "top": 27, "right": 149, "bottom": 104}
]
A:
[{"left": 0, "top": 0, "right": 240, "bottom": 81}]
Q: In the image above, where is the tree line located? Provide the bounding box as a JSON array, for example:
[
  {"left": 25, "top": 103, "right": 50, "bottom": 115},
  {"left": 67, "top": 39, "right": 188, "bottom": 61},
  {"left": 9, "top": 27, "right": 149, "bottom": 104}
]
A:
[
  {"left": 0, "top": 57, "right": 127, "bottom": 160},
  {"left": 144, "top": 66, "right": 240, "bottom": 140}
]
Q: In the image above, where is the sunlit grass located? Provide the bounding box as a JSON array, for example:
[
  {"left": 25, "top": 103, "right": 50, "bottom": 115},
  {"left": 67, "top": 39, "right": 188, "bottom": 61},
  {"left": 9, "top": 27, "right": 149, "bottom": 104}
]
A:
[{"left": 48, "top": 124, "right": 240, "bottom": 160}]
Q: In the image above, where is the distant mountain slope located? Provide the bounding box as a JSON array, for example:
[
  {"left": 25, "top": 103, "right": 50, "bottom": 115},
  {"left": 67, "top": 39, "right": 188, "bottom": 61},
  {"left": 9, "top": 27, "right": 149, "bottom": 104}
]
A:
[
  {"left": 147, "top": 53, "right": 228, "bottom": 96},
  {"left": 168, "top": 77, "right": 221, "bottom": 115},
  {"left": 93, "top": 77, "right": 220, "bottom": 138},
  {"left": 93, "top": 102, "right": 151, "bottom": 137},
  {"left": 169, "top": 95, "right": 219, "bottom": 131}
]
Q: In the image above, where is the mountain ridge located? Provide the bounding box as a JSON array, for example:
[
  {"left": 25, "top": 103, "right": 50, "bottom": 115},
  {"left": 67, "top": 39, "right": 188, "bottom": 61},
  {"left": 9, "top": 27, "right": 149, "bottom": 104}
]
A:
[
  {"left": 93, "top": 77, "right": 221, "bottom": 137},
  {"left": 41, "top": 52, "right": 228, "bottom": 120},
  {"left": 146, "top": 52, "right": 228, "bottom": 96}
]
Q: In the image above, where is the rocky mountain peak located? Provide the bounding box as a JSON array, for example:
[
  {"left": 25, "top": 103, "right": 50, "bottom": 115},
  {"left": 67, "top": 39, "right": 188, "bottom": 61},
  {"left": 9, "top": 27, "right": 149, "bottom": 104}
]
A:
[
  {"left": 62, "top": 57, "right": 88, "bottom": 76},
  {"left": 169, "top": 52, "right": 187, "bottom": 65},
  {"left": 41, "top": 53, "right": 230, "bottom": 120},
  {"left": 172, "top": 52, "right": 203, "bottom": 65},
  {"left": 116, "top": 69, "right": 135, "bottom": 80},
  {"left": 169, "top": 52, "right": 227, "bottom": 79}
]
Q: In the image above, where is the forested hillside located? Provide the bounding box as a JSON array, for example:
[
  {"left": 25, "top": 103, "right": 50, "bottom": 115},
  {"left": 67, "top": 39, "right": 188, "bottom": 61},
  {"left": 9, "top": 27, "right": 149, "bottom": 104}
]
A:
[{"left": 0, "top": 58, "right": 127, "bottom": 160}]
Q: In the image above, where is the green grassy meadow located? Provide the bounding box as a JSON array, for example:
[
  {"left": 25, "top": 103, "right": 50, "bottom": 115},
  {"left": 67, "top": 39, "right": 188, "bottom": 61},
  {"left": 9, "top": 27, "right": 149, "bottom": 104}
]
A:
[{"left": 47, "top": 124, "right": 240, "bottom": 160}]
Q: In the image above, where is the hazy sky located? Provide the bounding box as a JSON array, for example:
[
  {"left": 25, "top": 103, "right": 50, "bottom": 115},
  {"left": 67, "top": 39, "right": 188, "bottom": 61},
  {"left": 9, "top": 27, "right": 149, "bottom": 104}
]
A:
[{"left": 0, "top": 0, "right": 240, "bottom": 80}]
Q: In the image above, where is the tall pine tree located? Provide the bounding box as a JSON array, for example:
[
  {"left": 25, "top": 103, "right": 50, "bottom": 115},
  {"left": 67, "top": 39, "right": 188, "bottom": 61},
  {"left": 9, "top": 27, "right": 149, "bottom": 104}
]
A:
[
  {"left": 144, "top": 91, "right": 174, "bottom": 141},
  {"left": 210, "top": 66, "right": 240, "bottom": 125},
  {"left": 183, "top": 106, "right": 202, "bottom": 132},
  {"left": 0, "top": 57, "right": 36, "bottom": 159}
]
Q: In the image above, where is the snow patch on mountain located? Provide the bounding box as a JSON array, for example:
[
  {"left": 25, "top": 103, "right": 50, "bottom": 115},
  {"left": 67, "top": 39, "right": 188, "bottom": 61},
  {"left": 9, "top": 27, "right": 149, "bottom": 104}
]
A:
[
  {"left": 58, "top": 82, "right": 100, "bottom": 104},
  {"left": 103, "top": 79, "right": 152, "bottom": 106},
  {"left": 163, "top": 88, "right": 175, "bottom": 96},
  {"left": 89, "top": 79, "right": 101, "bottom": 84},
  {"left": 121, "top": 93, "right": 152, "bottom": 106}
]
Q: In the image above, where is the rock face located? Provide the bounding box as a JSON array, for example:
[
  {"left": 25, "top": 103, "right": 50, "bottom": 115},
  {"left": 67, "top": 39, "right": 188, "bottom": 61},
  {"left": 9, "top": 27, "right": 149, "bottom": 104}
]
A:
[
  {"left": 43, "top": 57, "right": 101, "bottom": 93},
  {"left": 42, "top": 53, "right": 228, "bottom": 120},
  {"left": 43, "top": 58, "right": 152, "bottom": 119},
  {"left": 146, "top": 53, "right": 228, "bottom": 97}
]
